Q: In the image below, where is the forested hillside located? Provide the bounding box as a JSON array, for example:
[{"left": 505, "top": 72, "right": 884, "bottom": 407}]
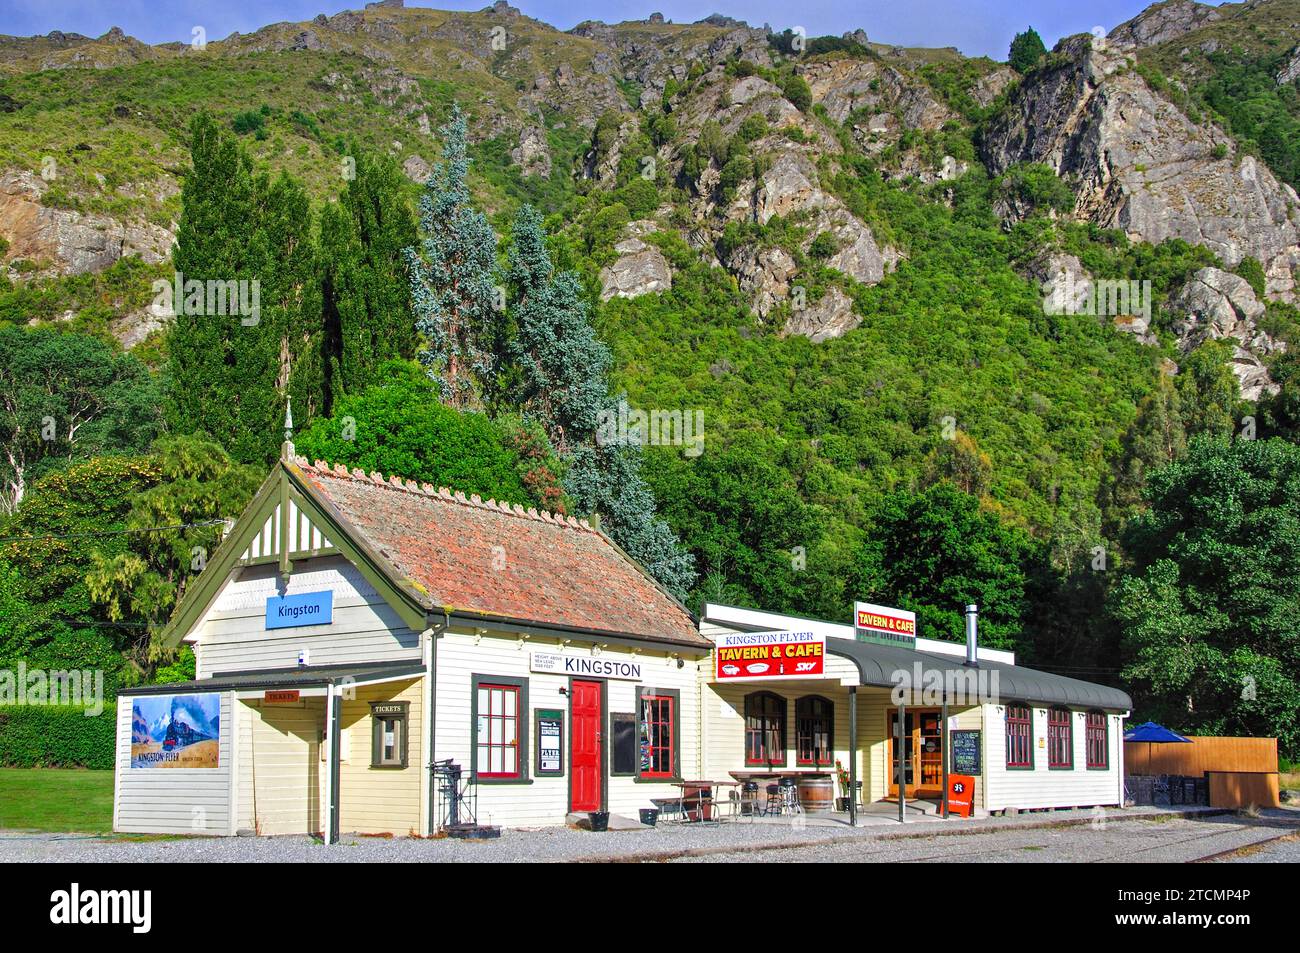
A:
[{"left": 1, "top": 0, "right": 1297, "bottom": 755}]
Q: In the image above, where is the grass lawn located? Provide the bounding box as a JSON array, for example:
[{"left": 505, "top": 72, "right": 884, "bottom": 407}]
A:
[{"left": 0, "top": 768, "right": 114, "bottom": 833}]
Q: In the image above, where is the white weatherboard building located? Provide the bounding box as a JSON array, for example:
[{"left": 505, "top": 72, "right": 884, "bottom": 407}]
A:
[{"left": 113, "top": 444, "right": 1132, "bottom": 838}]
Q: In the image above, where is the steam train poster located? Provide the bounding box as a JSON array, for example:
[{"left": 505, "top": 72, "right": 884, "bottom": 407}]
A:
[{"left": 130, "top": 693, "right": 221, "bottom": 769}]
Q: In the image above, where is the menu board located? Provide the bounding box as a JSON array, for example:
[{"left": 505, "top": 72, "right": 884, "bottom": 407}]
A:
[
  {"left": 950, "top": 729, "right": 982, "bottom": 775},
  {"left": 535, "top": 709, "right": 564, "bottom": 776}
]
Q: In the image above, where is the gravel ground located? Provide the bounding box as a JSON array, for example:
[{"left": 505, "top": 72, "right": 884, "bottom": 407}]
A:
[
  {"left": 670, "top": 811, "right": 1300, "bottom": 863},
  {"left": 1216, "top": 832, "right": 1300, "bottom": 864},
  {"left": 1, "top": 806, "right": 1294, "bottom": 863}
]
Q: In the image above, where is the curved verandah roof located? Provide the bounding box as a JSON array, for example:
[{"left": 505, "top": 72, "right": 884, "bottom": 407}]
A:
[{"left": 827, "top": 639, "right": 1132, "bottom": 712}]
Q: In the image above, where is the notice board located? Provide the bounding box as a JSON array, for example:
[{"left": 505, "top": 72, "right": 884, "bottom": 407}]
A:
[
  {"left": 535, "top": 709, "right": 564, "bottom": 776},
  {"left": 950, "top": 729, "right": 982, "bottom": 775}
]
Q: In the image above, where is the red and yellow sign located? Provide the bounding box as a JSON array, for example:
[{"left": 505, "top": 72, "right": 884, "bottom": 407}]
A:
[
  {"left": 714, "top": 630, "right": 826, "bottom": 680},
  {"left": 854, "top": 601, "right": 917, "bottom": 648},
  {"left": 263, "top": 690, "right": 301, "bottom": 704}
]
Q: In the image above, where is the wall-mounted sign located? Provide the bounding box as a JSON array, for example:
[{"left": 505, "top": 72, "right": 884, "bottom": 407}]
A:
[
  {"left": 535, "top": 709, "right": 564, "bottom": 776},
  {"left": 713, "top": 629, "right": 825, "bottom": 681},
  {"left": 131, "top": 693, "right": 220, "bottom": 769},
  {"left": 950, "top": 729, "right": 982, "bottom": 775},
  {"left": 264, "top": 690, "right": 300, "bottom": 704},
  {"left": 854, "top": 601, "right": 916, "bottom": 648},
  {"left": 530, "top": 651, "right": 642, "bottom": 681},
  {"left": 265, "top": 590, "right": 333, "bottom": 630}
]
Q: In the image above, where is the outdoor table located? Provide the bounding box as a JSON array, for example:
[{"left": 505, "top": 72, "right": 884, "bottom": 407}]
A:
[{"left": 672, "top": 780, "right": 738, "bottom": 823}]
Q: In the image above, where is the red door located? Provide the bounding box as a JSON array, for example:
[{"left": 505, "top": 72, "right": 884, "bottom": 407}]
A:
[{"left": 570, "top": 680, "right": 603, "bottom": 812}]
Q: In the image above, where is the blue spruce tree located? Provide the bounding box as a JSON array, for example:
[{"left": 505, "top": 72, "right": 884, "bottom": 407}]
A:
[
  {"left": 506, "top": 205, "right": 696, "bottom": 599},
  {"left": 404, "top": 105, "right": 500, "bottom": 409}
]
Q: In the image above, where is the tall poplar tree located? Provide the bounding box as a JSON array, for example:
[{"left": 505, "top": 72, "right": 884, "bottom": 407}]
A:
[
  {"left": 167, "top": 114, "right": 323, "bottom": 464},
  {"left": 320, "top": 147, "right": 418, "bottom": 412},
  {"left": 405, "top": 105, "right": 500, "bottom": 410}
]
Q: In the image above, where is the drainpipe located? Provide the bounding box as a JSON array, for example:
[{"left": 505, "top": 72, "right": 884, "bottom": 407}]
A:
[
  {"left": 425, "top": 613, "right": 449, "bottom": 837},
  {"left": 964, "top": 605, "right": 979, "bottom": 667}
]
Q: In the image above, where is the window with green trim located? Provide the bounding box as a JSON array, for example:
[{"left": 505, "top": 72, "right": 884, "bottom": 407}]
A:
[
  {"left": 1086, "top": 711, "right": 1109, "bottom": 769},
  {"left": 639, "top": 693, "right": 676, "bottom": 778},
  {"left": 1006, "top": 704, "right": 1032, "bottom": 768},
  {"left": 1048, "top": 707, "right": 1073, "bottom": 769},
  {"left": 745, "top": 692, "right": 786, "bottom": 766}
]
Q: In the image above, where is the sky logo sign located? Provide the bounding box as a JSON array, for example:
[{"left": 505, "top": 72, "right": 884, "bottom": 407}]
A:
[{"left": 265, "top": 590, "right": 334, "bottom": 630}]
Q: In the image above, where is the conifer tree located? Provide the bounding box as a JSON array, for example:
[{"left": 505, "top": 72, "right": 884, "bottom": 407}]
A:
[
  {"left": 508, "top": 205, "right": 611, "bottom": 454},
  {"left": 503, "top": 205, "right": 696, "bottom": 599},
  {"left": 320, "top": 148, "right": 418, "bottom": 411},
  {"left": 405, "top": 105, "right": 500, "bottom": 409}
]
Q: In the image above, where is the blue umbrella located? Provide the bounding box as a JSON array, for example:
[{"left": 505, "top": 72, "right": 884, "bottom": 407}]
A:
[
  {"left": 1125, "top": 721, "right": 1192, "bottom": 743},
  {"left": 1125, "top": 721, "right": 1191, "bottom": 776}
]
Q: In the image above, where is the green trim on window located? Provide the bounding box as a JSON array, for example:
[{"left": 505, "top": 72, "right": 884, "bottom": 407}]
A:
[
  {"left": 369, "top": 700, "right": 409, "bottom": 769},
  {"left": 636, "top": 686, "right": 681, "bottom": 781},
  {"left": 1047, "top": 706, "right": 1074, "bottom": 770},
  {"left": 1005, "top": 703, "right": 1035, "bottom": 770},
  {"left": 470, "top": 674, "right": 530, "bottom": 785}
]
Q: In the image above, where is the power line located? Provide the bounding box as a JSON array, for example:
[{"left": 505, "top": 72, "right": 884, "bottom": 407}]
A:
[{"left": 0, "top": 519, "right": 227, "bottom": 545}]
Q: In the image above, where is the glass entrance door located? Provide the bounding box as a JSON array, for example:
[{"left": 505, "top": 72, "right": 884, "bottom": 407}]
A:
[
  {"left": 889, "top": 712, "right": 915, "bottom": 794},
  {"left": 890, "top": 710, "right": 944, "bottom": 796}
]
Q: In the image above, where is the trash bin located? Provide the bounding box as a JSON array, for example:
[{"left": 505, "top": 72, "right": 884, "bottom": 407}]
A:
[
  {"left": 588, "top": 811, "right": 610, "bottom": 832},
  {"left": 639, "top": 808, "right": 659, "bottom": 827}
]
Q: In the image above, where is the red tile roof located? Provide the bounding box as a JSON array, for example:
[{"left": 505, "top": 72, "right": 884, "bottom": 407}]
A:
[{"left": 292, "top": 457, "right": 707, "bottom": 649}]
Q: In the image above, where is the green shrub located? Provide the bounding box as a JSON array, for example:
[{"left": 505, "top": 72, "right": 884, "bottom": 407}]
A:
[
  {"left": 0, "top": 704, "right": 117, "bottom": 769},
  {"left": 780, "top": 75, "right": 813, "bottom": 113}
]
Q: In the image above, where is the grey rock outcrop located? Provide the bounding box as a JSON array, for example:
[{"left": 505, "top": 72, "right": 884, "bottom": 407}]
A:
[
  {"left": 402, "top": 154, "right": 431, "bottom": 182},
  {"left": 1106, "top": 1, "right": 1222, "bottom": 50},
  {"left": 599, "top": 225, "right": 673, "bottom": 300},
  {"left": 1171, "top": 266, "right": 1284, "bottom": 400},
  {"left": 746, "top": 153, "right": 898, "bottom": 286},
  {"left": 0, "top": 169, "right": 173, "bottom": 277},
  {"left": 725, "top": 244, "right": 797, "bottom": 317},
  {"left": 982, "top": 36, "right": 1300, "bottom": 301},
  {"left": 510, "top": 124, "right": 552, "bottom": 178},
  {"left": 1279, "top": 47, "right": 1300, "bottom": 86},
  {"left": 783, "top": 286, "right": 858, "bottom": 342}
]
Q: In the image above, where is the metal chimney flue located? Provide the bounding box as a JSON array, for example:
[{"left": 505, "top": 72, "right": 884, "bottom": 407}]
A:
[{"left": 964, "top": 604, "right": 979, "bottom": 666}]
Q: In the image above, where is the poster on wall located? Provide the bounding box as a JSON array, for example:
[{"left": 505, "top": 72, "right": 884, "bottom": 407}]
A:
[
  {"left": 714, "top": 629, "right": 825, "bottom": 681},
  {"left": 131, "top": 693, "right": 221, "bottom": 769}
]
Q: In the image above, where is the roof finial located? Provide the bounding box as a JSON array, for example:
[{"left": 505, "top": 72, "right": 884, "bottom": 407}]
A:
[{"left": 281, "top": 395, "right": 295, "bottom": 462}]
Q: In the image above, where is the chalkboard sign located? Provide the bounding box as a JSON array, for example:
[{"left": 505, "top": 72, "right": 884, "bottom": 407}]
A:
[
  {"left": 951, "top": 729, "right": 982, "bottom": 775},
  {"left": 611, "top": 712, "right": 637, "bottom": 776},
  {"left": 535, "top": 709, "right": 564, "bottom": 777}
]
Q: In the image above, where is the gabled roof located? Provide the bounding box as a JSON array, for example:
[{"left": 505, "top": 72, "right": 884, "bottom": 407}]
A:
[{"left": 163, "top": 452, "right": 707, "bottom": 651}]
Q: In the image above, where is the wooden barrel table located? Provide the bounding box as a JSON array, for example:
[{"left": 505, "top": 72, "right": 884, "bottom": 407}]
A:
[{"left": 797, "top": 774, "right": 835, "bottom": 813}]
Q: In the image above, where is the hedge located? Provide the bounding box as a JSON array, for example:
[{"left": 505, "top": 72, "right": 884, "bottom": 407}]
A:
[{"left": 0, "top": 704, "right": 117, "bottom": 770}]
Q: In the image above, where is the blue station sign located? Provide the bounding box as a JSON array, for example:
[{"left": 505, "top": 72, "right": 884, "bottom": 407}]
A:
[{"left": 265, "top": 590, "right": 333, "bottom": 630}]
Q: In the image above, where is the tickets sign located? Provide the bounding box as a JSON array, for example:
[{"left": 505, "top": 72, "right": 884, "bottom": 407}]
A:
[
  {"left": 854, "top": 601, "right": 917, "bottom": 648},
  {"left": 714, "top": 629, "right": 825, "bottom": 681}
]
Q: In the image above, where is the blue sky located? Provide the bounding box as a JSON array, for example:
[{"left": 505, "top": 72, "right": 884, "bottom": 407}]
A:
[{"left": 0, "top": 0, "right": 1223, "bottom": 60}]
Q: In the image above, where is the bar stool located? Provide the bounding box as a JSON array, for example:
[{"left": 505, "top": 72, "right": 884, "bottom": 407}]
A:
[
  {"left": 779, "top": 776, "right": 801, "bottom": 814},
  {"left": 764, "top": 783, "right": 785, "bottom": 816},
  {"left": 739, "top": 781, "right": 760, "bottom": 819}
]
